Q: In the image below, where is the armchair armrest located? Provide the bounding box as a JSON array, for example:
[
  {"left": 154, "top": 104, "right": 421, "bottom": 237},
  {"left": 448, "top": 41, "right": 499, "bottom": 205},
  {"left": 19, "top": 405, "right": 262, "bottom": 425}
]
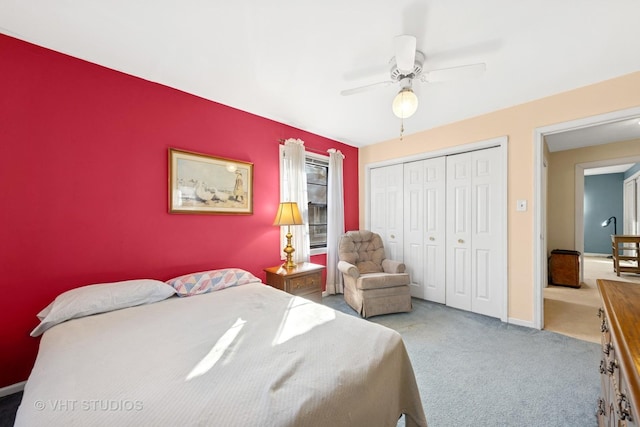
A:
[
  {"left": 382, "top": 259, "right": 406, "bottom": 274},
  {"left": 338, "top": 261, "right": 360, "bottom": 278}
]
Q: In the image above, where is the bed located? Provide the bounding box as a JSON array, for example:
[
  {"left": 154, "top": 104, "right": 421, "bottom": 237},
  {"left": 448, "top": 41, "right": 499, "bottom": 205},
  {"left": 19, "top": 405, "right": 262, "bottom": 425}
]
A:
[{"left": 15, "top": 270, "right": 427, "bottom": 426}]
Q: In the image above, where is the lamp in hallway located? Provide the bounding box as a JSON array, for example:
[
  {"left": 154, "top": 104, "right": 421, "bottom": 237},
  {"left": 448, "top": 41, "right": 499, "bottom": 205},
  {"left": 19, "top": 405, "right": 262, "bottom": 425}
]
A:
[
  {"left": 601, "top": 216, "right": 617, "bottom": 235},
  {"left": 273, "top": 202, "right": 303, "bottom": 269}
]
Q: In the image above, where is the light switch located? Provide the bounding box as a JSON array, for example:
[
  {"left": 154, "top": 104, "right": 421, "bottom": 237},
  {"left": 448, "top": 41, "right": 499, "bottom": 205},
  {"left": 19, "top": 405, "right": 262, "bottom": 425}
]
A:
[{"left": 516, "top": 200, "right": 527, "bottom": 211}]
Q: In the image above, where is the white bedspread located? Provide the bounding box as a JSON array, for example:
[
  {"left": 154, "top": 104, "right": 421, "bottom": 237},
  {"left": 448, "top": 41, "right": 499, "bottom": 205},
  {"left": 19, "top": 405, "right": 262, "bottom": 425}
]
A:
[{"left": 15, "top": 283, "right": 427, "bottom": 426}]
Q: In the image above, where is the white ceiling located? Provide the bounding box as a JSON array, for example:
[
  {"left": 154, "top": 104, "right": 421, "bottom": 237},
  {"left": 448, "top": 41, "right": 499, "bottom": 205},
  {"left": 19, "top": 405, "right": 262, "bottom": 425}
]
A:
[
  {"left": 2, "top": 0, "right": 640, "bottom": 147},
  {"left": 545, "top": 118, "right": 640, "bottom": 153},
  {"left": 584, "top": 163, "right": 635, "bottom": 176}
]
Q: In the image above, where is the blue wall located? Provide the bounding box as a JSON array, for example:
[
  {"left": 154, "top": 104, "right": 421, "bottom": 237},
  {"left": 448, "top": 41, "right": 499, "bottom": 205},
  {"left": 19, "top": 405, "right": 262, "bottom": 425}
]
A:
[{"left": 584, "top": 173, "right": 625, "bottom": 254}]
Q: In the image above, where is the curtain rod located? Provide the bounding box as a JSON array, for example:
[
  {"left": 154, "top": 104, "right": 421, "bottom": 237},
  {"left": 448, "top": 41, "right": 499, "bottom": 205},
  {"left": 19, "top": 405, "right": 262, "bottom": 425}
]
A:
[{"left": 278, "top": 139, "right": 345, "bottom": 157}]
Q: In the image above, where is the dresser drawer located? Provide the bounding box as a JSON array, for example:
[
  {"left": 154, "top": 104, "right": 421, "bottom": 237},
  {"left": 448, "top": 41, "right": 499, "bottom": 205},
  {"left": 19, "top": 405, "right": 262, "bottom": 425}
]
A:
[{"left": 597, "top": 280, "right": 640, "bottom": 427}]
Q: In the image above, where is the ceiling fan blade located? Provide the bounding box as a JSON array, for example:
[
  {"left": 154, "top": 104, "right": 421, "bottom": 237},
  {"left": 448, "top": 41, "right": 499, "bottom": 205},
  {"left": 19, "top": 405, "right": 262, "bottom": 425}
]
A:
[
  {"left": 420, "top": 62, "right": 486, "bottom": 83},
  {"left": 340, "top": 80, "right": 394, "bottom": 96},
  {"left": 394, "top": 35, "right": 416, "bottom": 74}
]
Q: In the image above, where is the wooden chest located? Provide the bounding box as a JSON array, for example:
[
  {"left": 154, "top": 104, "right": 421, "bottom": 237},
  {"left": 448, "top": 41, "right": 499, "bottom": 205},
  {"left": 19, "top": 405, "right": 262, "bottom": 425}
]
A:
[{"left": 548, "top": 249, "right": 581, "bottom": 288}]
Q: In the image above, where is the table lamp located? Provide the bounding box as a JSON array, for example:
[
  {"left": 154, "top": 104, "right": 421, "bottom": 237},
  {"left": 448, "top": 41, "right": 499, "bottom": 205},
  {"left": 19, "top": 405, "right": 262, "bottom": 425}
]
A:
[{"left": 273, "top": 202, "right": 303, "bottom": 269}]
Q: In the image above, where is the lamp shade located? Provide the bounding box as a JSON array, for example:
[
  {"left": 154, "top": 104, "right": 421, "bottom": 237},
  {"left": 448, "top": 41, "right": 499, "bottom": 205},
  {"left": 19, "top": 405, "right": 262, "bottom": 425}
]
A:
[
  {"left": 601, "top": 216, "right": 614, "bottom": 227},
  {"left": 601, "top": 216, "right": 617, "bottom": 235},
  {"left": 273, "top": 202, "right": 303, "bottom": 226},
  {"left": 392, "top": 88, "right": 419, "bottom": 118}
]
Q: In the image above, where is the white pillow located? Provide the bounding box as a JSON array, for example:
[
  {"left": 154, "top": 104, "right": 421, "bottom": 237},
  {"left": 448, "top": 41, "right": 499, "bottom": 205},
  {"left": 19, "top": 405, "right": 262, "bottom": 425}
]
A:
[{"left": 31, "top": 279, "right": 176, "bottom": 337}]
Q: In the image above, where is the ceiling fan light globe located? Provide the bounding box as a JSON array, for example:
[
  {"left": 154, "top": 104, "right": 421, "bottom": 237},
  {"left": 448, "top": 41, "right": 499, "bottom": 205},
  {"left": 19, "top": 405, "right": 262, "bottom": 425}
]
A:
[{"left": 392, "top": 89, "right": 418, "bottom": 118}]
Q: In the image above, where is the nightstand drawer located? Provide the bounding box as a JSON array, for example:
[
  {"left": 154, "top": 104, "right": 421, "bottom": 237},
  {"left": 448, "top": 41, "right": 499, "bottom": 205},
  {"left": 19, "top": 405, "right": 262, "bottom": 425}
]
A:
[{"left": 288, "top": 272, "right": 321, "bottom": 296}]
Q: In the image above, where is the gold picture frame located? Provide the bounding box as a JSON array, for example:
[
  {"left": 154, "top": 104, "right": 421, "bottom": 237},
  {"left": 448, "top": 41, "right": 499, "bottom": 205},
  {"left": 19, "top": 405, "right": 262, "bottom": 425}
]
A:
[{"left": 169, "top": 148, "right": 253, "bottom": 215}]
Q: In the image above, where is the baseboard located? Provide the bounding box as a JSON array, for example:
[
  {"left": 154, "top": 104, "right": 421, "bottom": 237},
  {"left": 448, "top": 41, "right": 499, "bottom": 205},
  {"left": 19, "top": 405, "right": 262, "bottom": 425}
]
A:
[
  {"left": 584, "top": 252, "right": 610, "bottom": 257},
  {"left": 0, "top": 381, "right": 26, "bottom": 397},
  {"left": 508, "top": 317, "right": 537, "bottom": 329}
]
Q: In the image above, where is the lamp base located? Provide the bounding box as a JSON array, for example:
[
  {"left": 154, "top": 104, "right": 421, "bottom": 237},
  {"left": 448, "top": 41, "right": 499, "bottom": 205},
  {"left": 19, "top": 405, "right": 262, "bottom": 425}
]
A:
[
  {"left": 282, "top": 229, "right": 296, "bottom": 270},
  {"left": 282, "top": 258, "right": 296, "bottom": 270}
]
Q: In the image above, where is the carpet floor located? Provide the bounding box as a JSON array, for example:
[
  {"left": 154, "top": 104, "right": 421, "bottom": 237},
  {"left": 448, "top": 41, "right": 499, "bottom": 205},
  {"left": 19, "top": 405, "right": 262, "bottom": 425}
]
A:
[{"left": 323, "top": 295, "right": 601, "bottom": 427}]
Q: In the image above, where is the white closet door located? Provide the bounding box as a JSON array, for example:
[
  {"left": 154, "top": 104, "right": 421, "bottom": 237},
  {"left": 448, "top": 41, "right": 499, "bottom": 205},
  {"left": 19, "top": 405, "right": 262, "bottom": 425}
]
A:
[
  {"left": 423, "top": 157, "right": 447, "bottom": 303},
  {"left": 623, "top": 178, "right": 637, "bottom": 235},
  {"left": 404, "top": 161, "right": 424, "bottom": 297},
  {"left": 370, "top": 164, "right": 404, "bottom": 261},
  {"left": 446, "top": 147, "right": 503, "bottom": 318},
  {"left": 404, "top": 158, "right": 446, "bottom": 301},
  {"left": 470, "top": 147, "right": 503, "bottom": 318},
  {"left": 446, "top": 153, "right": 472, "bottom": 311}
]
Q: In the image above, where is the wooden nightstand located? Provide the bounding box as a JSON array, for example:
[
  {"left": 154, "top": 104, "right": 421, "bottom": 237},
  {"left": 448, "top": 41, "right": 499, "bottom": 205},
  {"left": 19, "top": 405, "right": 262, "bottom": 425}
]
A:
[{"left": 264, "top": 262, "right": 325, "bottom": 303}]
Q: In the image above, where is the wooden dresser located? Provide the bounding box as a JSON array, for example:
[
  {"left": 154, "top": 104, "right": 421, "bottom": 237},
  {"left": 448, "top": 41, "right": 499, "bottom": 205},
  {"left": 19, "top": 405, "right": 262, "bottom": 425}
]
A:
[
  {"left": 264, "top": 262, "right": 324, "bottom": 303},
  {"left": 597, "top": 279, "right": 640, "bottom": 426}
]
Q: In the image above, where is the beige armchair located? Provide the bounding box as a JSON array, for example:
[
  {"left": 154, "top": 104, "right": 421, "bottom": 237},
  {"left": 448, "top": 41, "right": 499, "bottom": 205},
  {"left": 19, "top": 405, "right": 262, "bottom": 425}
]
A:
[{"left": 338, "top": 230, "right": 412, "bottom": 318}]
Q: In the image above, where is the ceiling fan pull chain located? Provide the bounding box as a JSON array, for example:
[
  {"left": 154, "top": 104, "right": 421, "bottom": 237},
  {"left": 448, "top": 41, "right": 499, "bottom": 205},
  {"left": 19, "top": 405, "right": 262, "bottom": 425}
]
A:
[{"left": 400, "top": 118, "right": 404, "bottom": 141}]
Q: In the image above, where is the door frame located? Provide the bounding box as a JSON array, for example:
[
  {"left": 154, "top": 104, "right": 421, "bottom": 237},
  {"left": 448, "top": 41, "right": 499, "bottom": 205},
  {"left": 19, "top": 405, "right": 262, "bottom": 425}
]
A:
[
  {"left": 533, "top": 106, "right": 640, "bottom": 330},
  {"left": 364, "top": 135, "right": 508, "bottom": 322}
]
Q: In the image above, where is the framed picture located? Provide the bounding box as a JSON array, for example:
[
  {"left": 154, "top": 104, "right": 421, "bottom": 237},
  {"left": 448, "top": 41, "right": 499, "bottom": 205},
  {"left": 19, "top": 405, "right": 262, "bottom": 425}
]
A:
[{"left": 169, "top": 148, "right": 253, "bottom": 215}]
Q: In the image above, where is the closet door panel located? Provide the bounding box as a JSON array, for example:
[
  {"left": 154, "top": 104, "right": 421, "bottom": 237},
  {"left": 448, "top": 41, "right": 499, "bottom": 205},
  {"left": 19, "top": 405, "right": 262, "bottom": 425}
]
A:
[
  {"left": 370, "top": 164, "right": 404, "bottom": 261},
  {"left": 423, "top": 157, "right": 446, "bottom": 303},
  {"left": 470, "top": 147, "right": 503, "bottom": 318},
  {"left": 370, "top": 167, "right": 386, "bottom": 236},
  {"left": 475, "top": 249, "right": 491, "bottom": 300},
  {"left": 404, "top": 161, "right": 425, "bottom": 298},
  {"left": 386, "top": 165, "right": 404, "bottom": 261},
  {"left": 446, "top": 153, "right": 472, "bottom": 311}
]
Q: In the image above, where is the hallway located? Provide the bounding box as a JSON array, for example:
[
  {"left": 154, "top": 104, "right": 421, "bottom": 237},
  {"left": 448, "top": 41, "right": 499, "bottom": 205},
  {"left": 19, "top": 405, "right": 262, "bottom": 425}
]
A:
[{"left": 543, "top": 255, "right": 640, "bottom": 342}]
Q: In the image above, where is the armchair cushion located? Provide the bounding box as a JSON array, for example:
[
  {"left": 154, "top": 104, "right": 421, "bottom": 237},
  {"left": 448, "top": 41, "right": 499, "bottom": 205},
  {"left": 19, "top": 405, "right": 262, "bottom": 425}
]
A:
[
  {"left": 382, "top": 259, "right": 405, "bottom": 274},
  {"left": 356, "top": 273, "right": 411, "bottom": 291}
]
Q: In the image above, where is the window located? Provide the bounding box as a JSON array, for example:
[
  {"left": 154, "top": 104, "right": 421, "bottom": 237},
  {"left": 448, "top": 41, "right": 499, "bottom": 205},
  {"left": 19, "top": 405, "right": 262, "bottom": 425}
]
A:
[
  {"left": 305, "top": 155, "right": 328, "bottom": 251},
  {"left": 279, "top": 145, "right": 328, "bottom": 256}
]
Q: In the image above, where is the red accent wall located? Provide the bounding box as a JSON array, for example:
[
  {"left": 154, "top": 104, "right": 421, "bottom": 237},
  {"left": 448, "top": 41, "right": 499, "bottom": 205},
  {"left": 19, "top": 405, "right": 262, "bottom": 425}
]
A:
[{"left": 0, "top": 34, "right": 359, "bottom": 388}]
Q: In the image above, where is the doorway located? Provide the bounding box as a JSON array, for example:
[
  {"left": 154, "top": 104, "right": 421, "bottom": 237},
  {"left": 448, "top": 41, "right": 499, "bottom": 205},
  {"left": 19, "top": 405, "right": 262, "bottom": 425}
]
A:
[{"left": 533, "top": 106, "right": 640, "bottom": 330}]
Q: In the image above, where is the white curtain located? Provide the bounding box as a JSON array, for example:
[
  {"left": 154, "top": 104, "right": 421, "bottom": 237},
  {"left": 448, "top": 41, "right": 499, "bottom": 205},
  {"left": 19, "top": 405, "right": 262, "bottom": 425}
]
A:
[
  {"left": 325, "top": 149, "right": 345, "bottom": 294},
  {"left": 281, "top": 138, "right": 310, "bottom": 264}
]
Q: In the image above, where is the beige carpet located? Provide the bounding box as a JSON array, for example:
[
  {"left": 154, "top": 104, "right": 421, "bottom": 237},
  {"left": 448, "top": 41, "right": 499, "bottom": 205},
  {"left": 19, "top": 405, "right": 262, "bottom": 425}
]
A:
[{"left": 543, "top": 255, "right": 640, "bottom": 343}]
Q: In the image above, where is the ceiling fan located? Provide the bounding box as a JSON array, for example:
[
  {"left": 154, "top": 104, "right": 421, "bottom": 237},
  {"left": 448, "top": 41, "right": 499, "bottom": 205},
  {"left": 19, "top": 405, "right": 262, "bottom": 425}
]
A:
[{"left": 341, "top": 35, "right": 486, "bottom": 119}]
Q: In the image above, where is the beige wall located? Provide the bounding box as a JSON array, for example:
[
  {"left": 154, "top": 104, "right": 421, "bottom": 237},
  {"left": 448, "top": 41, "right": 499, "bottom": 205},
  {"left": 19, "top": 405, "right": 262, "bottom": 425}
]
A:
[
  {"left": 359, "top": 71, "right": 640, "bottom": 323},
  {"left": 547, "top": 138, "right": 640, "bottom": 252}
]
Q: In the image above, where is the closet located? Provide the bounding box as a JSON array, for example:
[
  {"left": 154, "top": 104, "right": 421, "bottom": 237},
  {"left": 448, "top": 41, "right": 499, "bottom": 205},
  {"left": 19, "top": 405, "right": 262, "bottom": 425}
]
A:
[{"left": 369, "top": 146, "right": 505, "bottom": 319}]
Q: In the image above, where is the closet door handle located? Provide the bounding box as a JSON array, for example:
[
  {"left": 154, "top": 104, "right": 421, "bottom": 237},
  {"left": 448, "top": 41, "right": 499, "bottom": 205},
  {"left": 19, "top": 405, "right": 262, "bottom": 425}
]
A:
[
  {"left": 390, "top": 234, "right": 395, "bottom": 239},
  {"left": 458, "top": 239, "right": 465, "bottom": 244},
  {"left": 429, "top": 236, "right": 435, "bottom": 241}
]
